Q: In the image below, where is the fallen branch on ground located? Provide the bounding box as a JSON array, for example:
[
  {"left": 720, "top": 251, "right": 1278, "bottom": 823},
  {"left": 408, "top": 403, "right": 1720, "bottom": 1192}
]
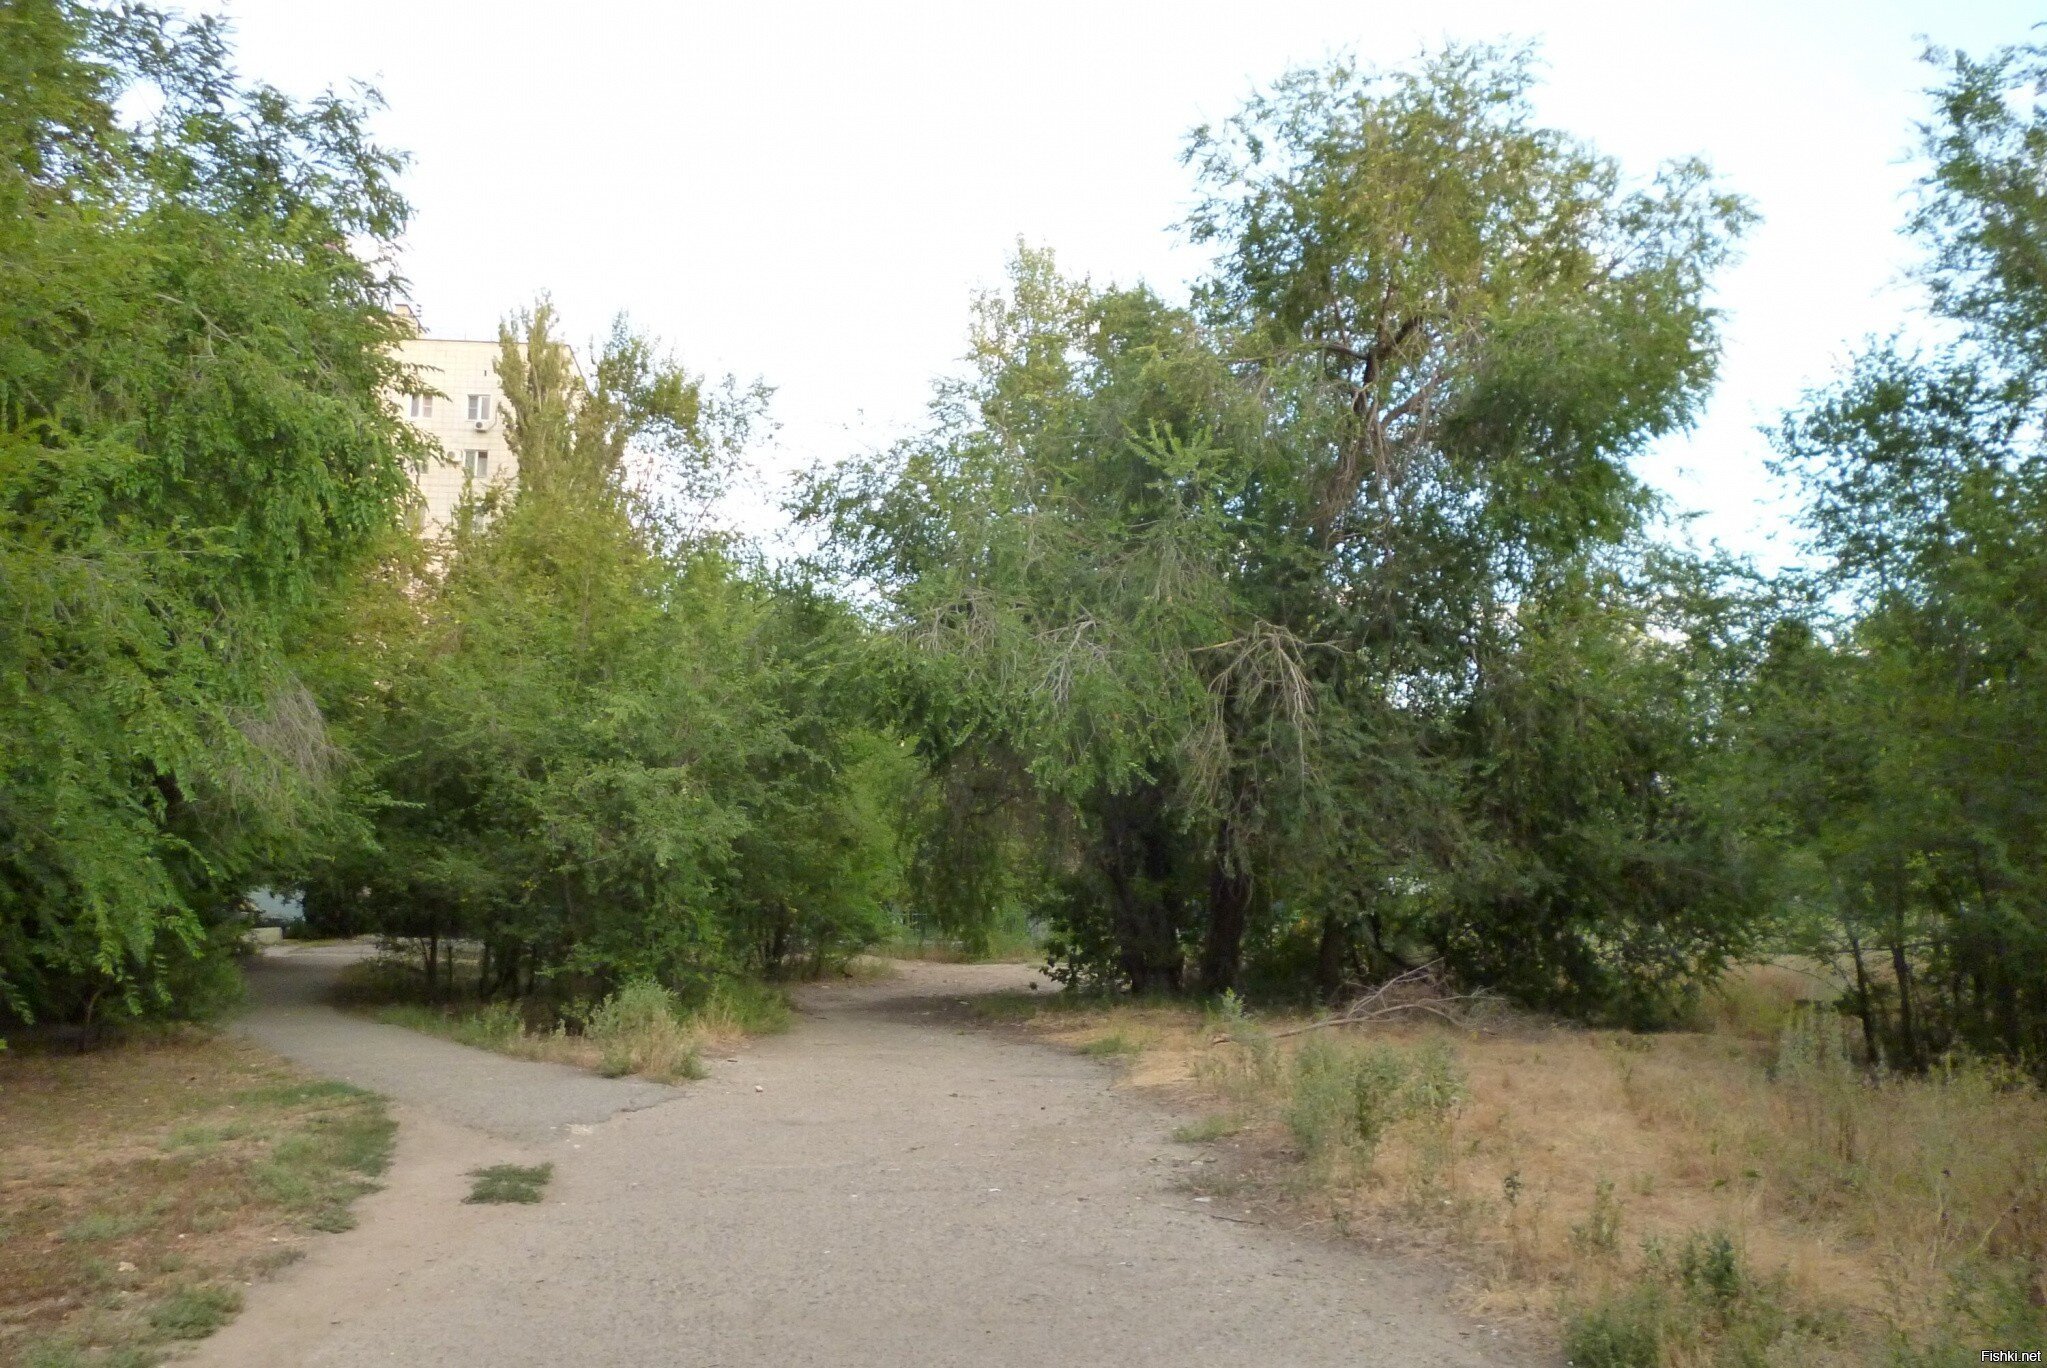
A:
[{"left": 1267, "top": 961, "right": 1495, "bottom": 1038}]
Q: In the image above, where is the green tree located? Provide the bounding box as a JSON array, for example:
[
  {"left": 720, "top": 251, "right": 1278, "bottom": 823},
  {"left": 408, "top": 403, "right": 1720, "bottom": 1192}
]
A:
[
  {"left": 0, "top": 1, "right": 422, "bottom": 1026},
  {"left": 328, "top": 305, "right": 900, "bottom": 1007},
  {"left": 810, "top": 46, "right": 1760, "bottom": 1011},
  {"left": 1755, "top": 41, "right": 2047, "bottom": 1069}
]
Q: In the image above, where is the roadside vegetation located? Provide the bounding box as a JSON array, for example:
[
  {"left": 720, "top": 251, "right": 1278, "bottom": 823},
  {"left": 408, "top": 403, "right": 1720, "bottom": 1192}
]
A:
[
  {"left": 0, "top": 1034, "right": 392, "bottom": 1365},
  {"left": 871, "top": 911, "right": 1045, "bottom": 965},
  {"left": 335, "top": 956, "right": 791, "bottom": 1085},
  {"left": 984, "top": 971, "right": 2045, "bottom": 1365}
]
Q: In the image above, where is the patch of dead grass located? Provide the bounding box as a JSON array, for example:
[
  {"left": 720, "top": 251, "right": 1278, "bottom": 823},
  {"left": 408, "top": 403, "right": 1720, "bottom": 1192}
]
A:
[
  {"left": 985, "top": 977, "right": 2047, "bottom": 1363},
  {"left": 0, "top": 1031, "right": 391, "bottom": 1365}
]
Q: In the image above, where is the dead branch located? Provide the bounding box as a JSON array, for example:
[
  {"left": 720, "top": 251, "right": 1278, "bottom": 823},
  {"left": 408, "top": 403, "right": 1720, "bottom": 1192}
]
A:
[{"left": 1267, "top": 960, "right": 1495, "bottom": 1038}]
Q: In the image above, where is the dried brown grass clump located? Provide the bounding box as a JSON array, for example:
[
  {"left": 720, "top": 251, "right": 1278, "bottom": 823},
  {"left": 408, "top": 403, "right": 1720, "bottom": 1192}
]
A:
[{"left": 994, "top": 971, "right": 2047, "bottom": 1363}]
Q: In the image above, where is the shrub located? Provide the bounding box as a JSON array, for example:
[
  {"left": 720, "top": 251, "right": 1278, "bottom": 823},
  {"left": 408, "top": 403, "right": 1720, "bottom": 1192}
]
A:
[
  {"left": 1891, "top": 1261, "right": 2047, "bottom": 1365},
  {"left": 694, "top": 978, "right": 793, "bottom": 1037},
  {"left": 587, "top": 979, "right": 704, "bottom": 1081}
]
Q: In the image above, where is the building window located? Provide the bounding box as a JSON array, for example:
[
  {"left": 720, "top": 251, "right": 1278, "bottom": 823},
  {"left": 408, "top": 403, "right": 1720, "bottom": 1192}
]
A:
[
  {"left": 463, "top": 450, "right": 490, "bottom": 479},
  {"left": 409, "top": 394, "right": 434, "bottom": 419},
  {"left": 467, "top": 394, "right": 492, "bottom": 421}
]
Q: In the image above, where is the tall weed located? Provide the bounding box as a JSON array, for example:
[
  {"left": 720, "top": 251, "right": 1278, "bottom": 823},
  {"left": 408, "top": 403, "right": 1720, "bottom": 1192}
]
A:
[
  {"left": 587, "top": 979, "right": 704, "bottom": 1081},
  {"left": 1564, "top": 1231, "right": 1833, "bottom": 1367},
  {"left": 1282, "top": 1036, "right": 1466, "bottom": 1175}
]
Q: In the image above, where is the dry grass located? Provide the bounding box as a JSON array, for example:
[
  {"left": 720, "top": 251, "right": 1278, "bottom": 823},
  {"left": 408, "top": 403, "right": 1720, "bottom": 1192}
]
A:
[
  {"left": 0, "top": 1032, "right": 392, "bottom": 1367},
  {"left": 981, "top": 967, "right": 2047, "bottom": 1364}
]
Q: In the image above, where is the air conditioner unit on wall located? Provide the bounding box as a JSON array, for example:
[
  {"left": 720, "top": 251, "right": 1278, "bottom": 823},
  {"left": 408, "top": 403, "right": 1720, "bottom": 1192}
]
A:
[{"left": 472, "top": 419, "right": 490, "bottom": 431}]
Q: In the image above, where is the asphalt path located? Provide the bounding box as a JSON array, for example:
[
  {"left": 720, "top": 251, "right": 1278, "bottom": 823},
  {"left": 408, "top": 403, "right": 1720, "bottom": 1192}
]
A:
[
  {"left": 233, "top": 944, "right": 678, "bottom": 1141},
  {"left": 198, "top": 949, "right": 1538, "bottom": 1367}
]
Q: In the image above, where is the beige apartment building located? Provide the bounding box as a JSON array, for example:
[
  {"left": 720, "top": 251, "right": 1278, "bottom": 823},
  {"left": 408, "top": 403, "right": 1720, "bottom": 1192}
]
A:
[{"left": 392, "top": 317, "right": 518, "bottom": 529}]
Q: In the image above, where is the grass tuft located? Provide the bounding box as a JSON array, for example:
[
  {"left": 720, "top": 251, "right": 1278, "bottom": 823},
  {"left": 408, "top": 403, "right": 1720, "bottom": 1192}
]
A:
[
  {"left": 1079, "top": 1030, "right": 1142, "bottom": 1058},
  {"left": 59, "top": 1209, "right": 151, "bottom": 1243},
  {"left": 145, "top": 1283, "right": 244, "bottom": 1339},
  {"left": 1172, "top": 1113, "right": 1244, "bottom": 1143},
  {"left": 465, "top": 1163, "right": 553, "bottom": 1205}
]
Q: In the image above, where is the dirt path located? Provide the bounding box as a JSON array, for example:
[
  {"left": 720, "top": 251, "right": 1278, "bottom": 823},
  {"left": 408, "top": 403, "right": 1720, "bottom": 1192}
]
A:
[{"left": 197, "top": 953, "right": 1535, "bottom": 1366}]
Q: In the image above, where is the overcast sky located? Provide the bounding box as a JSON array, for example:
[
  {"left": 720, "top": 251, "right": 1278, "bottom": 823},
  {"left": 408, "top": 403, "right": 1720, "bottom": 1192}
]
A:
[{"left": 218, "top": 0, "right": 2036, "bottom": 562}]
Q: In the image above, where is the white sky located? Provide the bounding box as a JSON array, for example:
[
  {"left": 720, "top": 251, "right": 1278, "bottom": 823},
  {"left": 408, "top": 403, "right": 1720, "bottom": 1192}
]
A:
[{"left": 218, "top": 0, "right": 2038, "bottom": 564}]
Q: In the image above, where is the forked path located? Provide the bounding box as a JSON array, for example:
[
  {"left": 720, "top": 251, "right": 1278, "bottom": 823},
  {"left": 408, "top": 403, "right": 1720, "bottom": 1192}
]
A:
[{"left": 198, "top": 950, "right": 1536, "bottom": 1367}]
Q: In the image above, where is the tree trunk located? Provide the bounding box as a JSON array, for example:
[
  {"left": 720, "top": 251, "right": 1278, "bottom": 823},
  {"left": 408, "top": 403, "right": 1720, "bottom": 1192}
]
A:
[
  {"left": 1889, "top": 937, "right": 1922, "bottom": 1071},
  {"left": 1315, "top": 913, "right": 1350, "bottom": 1002},
  {"left": 1847, "top": 929, "right": 1880, "bottom": 1067},
  {"left": 1197, "top": 823, "right": 1251, "bottom": 995},
  {"left": 1101, "top": 787, "right": 1184, "bottom": 995}
]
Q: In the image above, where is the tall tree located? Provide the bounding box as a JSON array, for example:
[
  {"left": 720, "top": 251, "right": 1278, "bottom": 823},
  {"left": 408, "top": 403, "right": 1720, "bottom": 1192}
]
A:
[
  {"left": 1758, "top": 43, "right": 2047, "bottom": 1067},
  {"left": 324, "top": 305, "right": 901, "bottom": 1005},
  {"left": 810, "top": 46, "right": 1759, "bottom": 1012},
  {"left": 0, "top": 1, "right": 422, "bottom": 1026}
]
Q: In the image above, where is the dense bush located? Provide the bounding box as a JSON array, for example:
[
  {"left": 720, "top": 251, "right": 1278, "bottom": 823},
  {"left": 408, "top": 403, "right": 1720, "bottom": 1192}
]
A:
[{"left": 0, "top": 1, "right": 422, "bottom": 1027}]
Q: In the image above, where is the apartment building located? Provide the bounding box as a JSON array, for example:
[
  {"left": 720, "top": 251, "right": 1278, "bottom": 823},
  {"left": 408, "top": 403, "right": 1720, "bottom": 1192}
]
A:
[{"left": 392, "top": 315, "right": 517, "bottom": 529}]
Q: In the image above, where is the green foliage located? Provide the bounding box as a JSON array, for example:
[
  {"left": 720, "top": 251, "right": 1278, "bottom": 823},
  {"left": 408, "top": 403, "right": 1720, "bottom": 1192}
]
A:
[
  {"left": 807, "top": 44, "right": 1758, "bottom": 1016},
  {"left": 145, "top": 1284, "right": 243, "bottom": 1340},
  {"left": 0, "top": 1, "right": 421, "bottom": 1027},
  {"left": 1571, "top": 1178, "right": 1624, "bottom": 1257},
  {"left": 587, "top": 978, "right": 701, "bottom": 1079},
  {"left": 322, "top": 305, "right": 904, "bottom": 1011},
  {"left": 246, "top": 1082, "right": 392, "bottom": 1231},
  {"left": 1744, "top": 41, "right": 2047, "bottom": 1071},
  {"left": 1171, "top": 1114, "right": 1243, "bottom": 1143},
  {"left": 1283, "top": 1036, "right": 1465, "bottom": 1171},
  {"left": 588, "top": 978, "right": 681, "bottom": 1044},
  {"left": 1890, "top": 1262, "right": 2047, "bottom": 1365},
  {"left": 465, "top": 1163, "right": 553, "bottom": 1205},
  {"left": 1079, "top": 1031, "right": 1141, "bottom": 1058}
]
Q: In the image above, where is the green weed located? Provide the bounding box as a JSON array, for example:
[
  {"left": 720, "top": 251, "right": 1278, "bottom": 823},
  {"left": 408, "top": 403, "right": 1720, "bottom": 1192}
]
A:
[
  {"left": 146, "top": 1284, "right": 242, "bottom": 1339},
  {"left": 587, "top": 979, "right": 705, "bottom": 1080},
  {"left": 1563, "top": 1230, "right": 1834, "bottom": 1367},
  {"left": 250, "top": 1088, "right": 393, "bottom": 1230},
  {"left": 465, "top": 1163, "right": 553, "bottom": 1205},
  {"left": 1571, "top": 1177, "right": 1623, "bottom": 1257},
  {"left": 1283, "top": 1036, "right": 1466, "bottom": 1174},
  {"left": 59, "top": 1210, "right": 151, "bottom": 1243}
]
